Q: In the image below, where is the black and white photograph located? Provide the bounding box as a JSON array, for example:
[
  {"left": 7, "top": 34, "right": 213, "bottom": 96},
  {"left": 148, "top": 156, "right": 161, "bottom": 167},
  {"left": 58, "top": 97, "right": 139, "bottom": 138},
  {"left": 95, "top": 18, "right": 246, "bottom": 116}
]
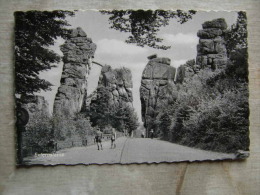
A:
[{"left": 14, "top": 10, "right": 249, "bottom": 165}]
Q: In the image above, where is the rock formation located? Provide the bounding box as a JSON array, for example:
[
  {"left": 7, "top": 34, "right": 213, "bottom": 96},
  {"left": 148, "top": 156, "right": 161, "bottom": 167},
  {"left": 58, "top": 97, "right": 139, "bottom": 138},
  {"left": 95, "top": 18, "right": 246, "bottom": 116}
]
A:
[
  {"left": 196, "top": 18, "right": 228, "bottom": 70},
  {"left": 175, "top": 59, "right": 201, "bottom": 84},
  {"left": 140, "top": 54, "right": 176, "bottom": 137},
  {"left": 90, "top": 65, "right": 133, "bottom": 109},
  {"left": 53, "top": 27, "right": 96, "bottom": 117},
  {"left": 87, "top": 65, "right": 136, "bottom": 134}
]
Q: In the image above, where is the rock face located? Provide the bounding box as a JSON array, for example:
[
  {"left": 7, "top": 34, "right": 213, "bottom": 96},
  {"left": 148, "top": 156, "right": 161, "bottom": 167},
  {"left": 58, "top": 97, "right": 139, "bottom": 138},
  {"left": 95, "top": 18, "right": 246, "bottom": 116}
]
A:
[
  {"left": 53, "top": 27, "right": 96, "bottom": 117},
  {"left": 196, "top": 18, "right": 228, "bottom": 70},
  {"left": 140, "top": 55, "right": 176, "bottom": 137},
  {"left": 91, "top": 65, "right": 133, "bottom": 108}
]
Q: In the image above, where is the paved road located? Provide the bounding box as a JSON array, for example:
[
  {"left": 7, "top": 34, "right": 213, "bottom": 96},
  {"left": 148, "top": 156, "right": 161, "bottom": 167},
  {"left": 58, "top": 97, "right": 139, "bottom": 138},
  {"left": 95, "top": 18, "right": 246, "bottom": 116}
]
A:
[{"left": 24, "top": 137, "right": 236, "bottom": 165}]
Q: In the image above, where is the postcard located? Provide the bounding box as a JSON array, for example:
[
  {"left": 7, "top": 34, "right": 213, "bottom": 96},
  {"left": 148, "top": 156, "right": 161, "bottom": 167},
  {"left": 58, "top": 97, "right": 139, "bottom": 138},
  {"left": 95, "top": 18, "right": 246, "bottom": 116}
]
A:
[{"left": 14, "top": 10, "right": 249, "bottom": 165}]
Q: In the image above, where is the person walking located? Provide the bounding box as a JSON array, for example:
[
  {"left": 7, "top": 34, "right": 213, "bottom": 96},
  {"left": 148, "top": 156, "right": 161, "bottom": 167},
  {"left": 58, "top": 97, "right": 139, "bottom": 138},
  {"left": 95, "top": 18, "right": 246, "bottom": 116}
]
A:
[
  {"left": 95, "top": 128, "right": 103, "bottom": 150},
  {"left": 150, "top": 129, "right": 154, "bottom": 139},
  {"left": 111, "top": 128, "right": 116, "bottom": 149}
]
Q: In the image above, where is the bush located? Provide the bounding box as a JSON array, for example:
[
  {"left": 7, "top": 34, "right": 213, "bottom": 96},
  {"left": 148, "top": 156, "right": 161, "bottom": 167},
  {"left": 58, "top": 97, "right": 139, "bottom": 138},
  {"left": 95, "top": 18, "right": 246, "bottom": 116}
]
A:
[
  {"left": 169, "top": 65, "right": 249, "bottom": 153},
  {"left": 53, "top": 113, "right": 94, "bottom": 141},
  {"left": 24, "top": 112, "right": 53, "bottom": 153}
]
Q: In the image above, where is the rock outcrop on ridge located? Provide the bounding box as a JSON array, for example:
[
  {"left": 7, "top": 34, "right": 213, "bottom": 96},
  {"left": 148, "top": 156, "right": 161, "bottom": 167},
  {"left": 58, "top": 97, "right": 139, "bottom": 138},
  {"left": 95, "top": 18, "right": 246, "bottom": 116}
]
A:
[
  {"left": 140, "top": 54, "right": 176, "bottom": 137},
  {"left": 196, "top": 18, "right": 228, "bottom": 70},
  {"left": 53, "top": 27, "right": 96, "bottom": 118}
]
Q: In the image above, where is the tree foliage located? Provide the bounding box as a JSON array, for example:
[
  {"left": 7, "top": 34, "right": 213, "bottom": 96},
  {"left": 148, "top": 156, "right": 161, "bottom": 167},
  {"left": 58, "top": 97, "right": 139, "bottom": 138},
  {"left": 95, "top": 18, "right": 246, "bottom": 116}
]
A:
[
  {"left": 159, "top": 112, "right": 171, "bottom": 140},
  {"left": 170, "top": 68, "right": 249, "bottom": 152},
  {"left": 120, "top": 105, "right": 139, "bottom": 134},
  {"left": 24, "top": 112, "right": 53, "bottom": 152},
  {"left": 226, "top": 11, "right": 247, "bottom": 54},
  {"left": 15, "top": 11, "right": 74, "bottom": 95},
  {"left": 225, "top": 11, "right": 248, "bottom": 81},
  {"left": 53, "top": 113, "right": 94, "bottom": 143},
  {"left": 101, "top": 10, "right": 196, "bottom": 50},
  {"left": 89, "top": 87, "right": 112, "bottom": 129},
  {"left": 74, "top": 113, "right": 94, "bottom": 138}
]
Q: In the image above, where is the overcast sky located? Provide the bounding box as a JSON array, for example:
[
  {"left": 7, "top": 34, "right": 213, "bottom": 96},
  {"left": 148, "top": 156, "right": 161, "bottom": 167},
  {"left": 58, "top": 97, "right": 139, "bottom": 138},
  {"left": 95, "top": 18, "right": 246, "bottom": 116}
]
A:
[{"left": 38, "top": 10, "right": 238, "bottom": 122}]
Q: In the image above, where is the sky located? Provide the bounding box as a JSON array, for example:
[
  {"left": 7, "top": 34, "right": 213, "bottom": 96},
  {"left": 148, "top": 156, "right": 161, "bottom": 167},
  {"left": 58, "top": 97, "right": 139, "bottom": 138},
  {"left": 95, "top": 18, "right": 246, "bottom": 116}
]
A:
[{"left": 38, "top": 10, "right": 238, "bottom": 122}]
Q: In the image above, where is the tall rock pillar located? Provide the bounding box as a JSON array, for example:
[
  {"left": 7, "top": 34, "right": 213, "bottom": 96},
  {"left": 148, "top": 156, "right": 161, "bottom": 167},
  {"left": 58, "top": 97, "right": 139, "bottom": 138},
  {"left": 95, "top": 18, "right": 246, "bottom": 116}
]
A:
[
  {"left": 140, "top": 55, "right": 176, "bottom": 138},
  {"left": 196, "top": 18, "right": 228, "bottom": 70},
  {"left": 53, "top": 27, "right": 96, "bottom": 118}
]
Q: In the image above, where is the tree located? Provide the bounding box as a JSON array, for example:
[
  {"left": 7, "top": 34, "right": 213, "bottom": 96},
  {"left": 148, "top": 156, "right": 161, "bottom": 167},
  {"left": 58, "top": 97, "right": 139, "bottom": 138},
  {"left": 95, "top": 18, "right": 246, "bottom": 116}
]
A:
[
  {"left": 14, "top": 11, "right": 74, "bottom": 95},
  {"left": 89, "top": 86, "right": 113, "bottom": 129},
  {"left": 101, "top": 10, "right": 196, "bottom": 50},
  {"left": 226, "top": 11, "right": 247, "bottom": 55},
  {"left": 159, "top": 112, "right": 171, "bottom": 140},
  {"left": 122, "top": 106, "right": 139, "bottom": 134},
  {"left": 225, "top": 11, "right": 248, "bottom": 81}
]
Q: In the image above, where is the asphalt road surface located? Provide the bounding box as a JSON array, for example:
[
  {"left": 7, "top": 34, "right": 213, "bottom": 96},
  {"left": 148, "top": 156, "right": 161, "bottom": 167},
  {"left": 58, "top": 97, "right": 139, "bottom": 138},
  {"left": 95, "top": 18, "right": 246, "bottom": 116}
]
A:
[{"left": 24, "top": 137, "right": 236, "bottom": 165}]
